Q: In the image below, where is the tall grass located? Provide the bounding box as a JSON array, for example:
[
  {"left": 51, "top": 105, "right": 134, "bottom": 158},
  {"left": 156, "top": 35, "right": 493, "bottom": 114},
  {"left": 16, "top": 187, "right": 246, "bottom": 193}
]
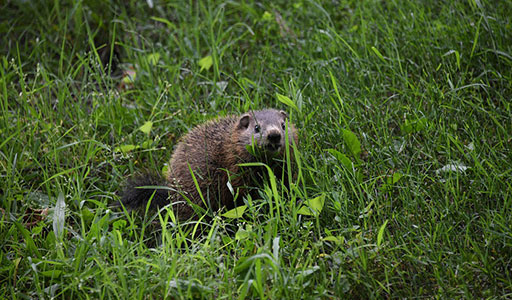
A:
[{"left": 1, "top": 0, "right": 511, "bottom": 298}]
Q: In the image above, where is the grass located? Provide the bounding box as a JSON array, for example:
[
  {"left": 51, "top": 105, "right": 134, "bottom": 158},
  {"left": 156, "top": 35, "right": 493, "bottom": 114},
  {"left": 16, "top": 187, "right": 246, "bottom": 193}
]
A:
[{"left": 1, "top": 0, "right": 511, "bottom": 298}]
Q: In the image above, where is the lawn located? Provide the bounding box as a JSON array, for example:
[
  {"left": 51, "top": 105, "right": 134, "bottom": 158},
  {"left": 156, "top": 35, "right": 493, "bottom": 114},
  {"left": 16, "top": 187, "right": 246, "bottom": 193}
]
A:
[{"left": 1, "top": 0, "right": 511, "bottom": 298}]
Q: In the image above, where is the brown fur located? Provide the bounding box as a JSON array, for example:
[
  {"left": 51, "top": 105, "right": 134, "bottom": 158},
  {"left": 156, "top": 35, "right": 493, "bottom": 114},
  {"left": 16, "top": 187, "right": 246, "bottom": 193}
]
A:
[{"left": 122, "top": 109, "right": 298, "bottom": 220}]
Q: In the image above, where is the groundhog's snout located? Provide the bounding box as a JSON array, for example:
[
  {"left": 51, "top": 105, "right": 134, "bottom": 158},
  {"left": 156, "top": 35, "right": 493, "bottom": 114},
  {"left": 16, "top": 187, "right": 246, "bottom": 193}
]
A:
[
  {"left": 265, "top": 129, "right": 282, "bottom": 152},
  {"left": 267, "top": 131, "right": 281, "bottom": 144}
]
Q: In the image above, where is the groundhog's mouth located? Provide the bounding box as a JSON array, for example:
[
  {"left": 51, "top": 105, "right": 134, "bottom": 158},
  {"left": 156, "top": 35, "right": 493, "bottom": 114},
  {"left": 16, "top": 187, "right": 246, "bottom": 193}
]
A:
[
  {"left": 245, "top": 143, "right": 282, "bottom": 156},
  {"left": 265, "top": 144, "right": 281, "bottom": 153}
]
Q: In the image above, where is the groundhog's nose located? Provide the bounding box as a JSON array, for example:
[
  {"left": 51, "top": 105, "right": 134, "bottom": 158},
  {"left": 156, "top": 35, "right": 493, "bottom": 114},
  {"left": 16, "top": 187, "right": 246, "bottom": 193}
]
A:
[{"left": 267, "top": 131, "right": 281, "bottom": 145}]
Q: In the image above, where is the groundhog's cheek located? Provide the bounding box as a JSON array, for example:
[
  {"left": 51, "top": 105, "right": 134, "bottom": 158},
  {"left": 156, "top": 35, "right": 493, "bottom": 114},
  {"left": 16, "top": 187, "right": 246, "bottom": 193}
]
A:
[{"left": 248, "top": 135, "right": 261, "bottom": 146}]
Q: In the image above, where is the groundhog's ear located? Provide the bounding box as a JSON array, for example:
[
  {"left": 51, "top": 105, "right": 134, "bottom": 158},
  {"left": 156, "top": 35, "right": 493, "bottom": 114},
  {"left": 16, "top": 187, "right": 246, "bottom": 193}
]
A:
[
  {"left": 279, "top": 110, "right": 288, "bottom": 119},
  {"left": 237, "top": 114, "right": 251, "bottom": 129}
]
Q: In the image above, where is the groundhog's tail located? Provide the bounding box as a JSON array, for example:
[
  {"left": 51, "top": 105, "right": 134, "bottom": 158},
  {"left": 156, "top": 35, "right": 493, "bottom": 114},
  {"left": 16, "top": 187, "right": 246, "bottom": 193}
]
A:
[{"left": 119, "top": 172, "right": 172, "bottom": 210}]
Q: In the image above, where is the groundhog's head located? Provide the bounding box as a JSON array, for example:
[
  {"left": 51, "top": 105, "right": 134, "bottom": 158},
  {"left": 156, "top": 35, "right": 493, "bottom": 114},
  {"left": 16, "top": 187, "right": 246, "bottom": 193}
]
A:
[{"left": 235, "top": 109, "right": 297, "bottom": 158}]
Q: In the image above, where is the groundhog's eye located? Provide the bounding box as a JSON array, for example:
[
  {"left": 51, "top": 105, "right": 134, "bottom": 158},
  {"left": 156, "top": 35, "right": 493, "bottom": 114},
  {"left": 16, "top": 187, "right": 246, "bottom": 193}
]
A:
[
  {"left": 254, "top": 125, "right": 261, "bottom": 133},
  {"left": 281, "top": 122, "right": 286, "bottom": 130}
]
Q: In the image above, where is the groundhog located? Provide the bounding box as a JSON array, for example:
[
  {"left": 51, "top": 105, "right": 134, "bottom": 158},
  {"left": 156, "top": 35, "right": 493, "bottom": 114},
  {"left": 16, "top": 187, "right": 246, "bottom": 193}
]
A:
[{"left": 120, "top": 109, "right": 298, "bottom": 220}]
